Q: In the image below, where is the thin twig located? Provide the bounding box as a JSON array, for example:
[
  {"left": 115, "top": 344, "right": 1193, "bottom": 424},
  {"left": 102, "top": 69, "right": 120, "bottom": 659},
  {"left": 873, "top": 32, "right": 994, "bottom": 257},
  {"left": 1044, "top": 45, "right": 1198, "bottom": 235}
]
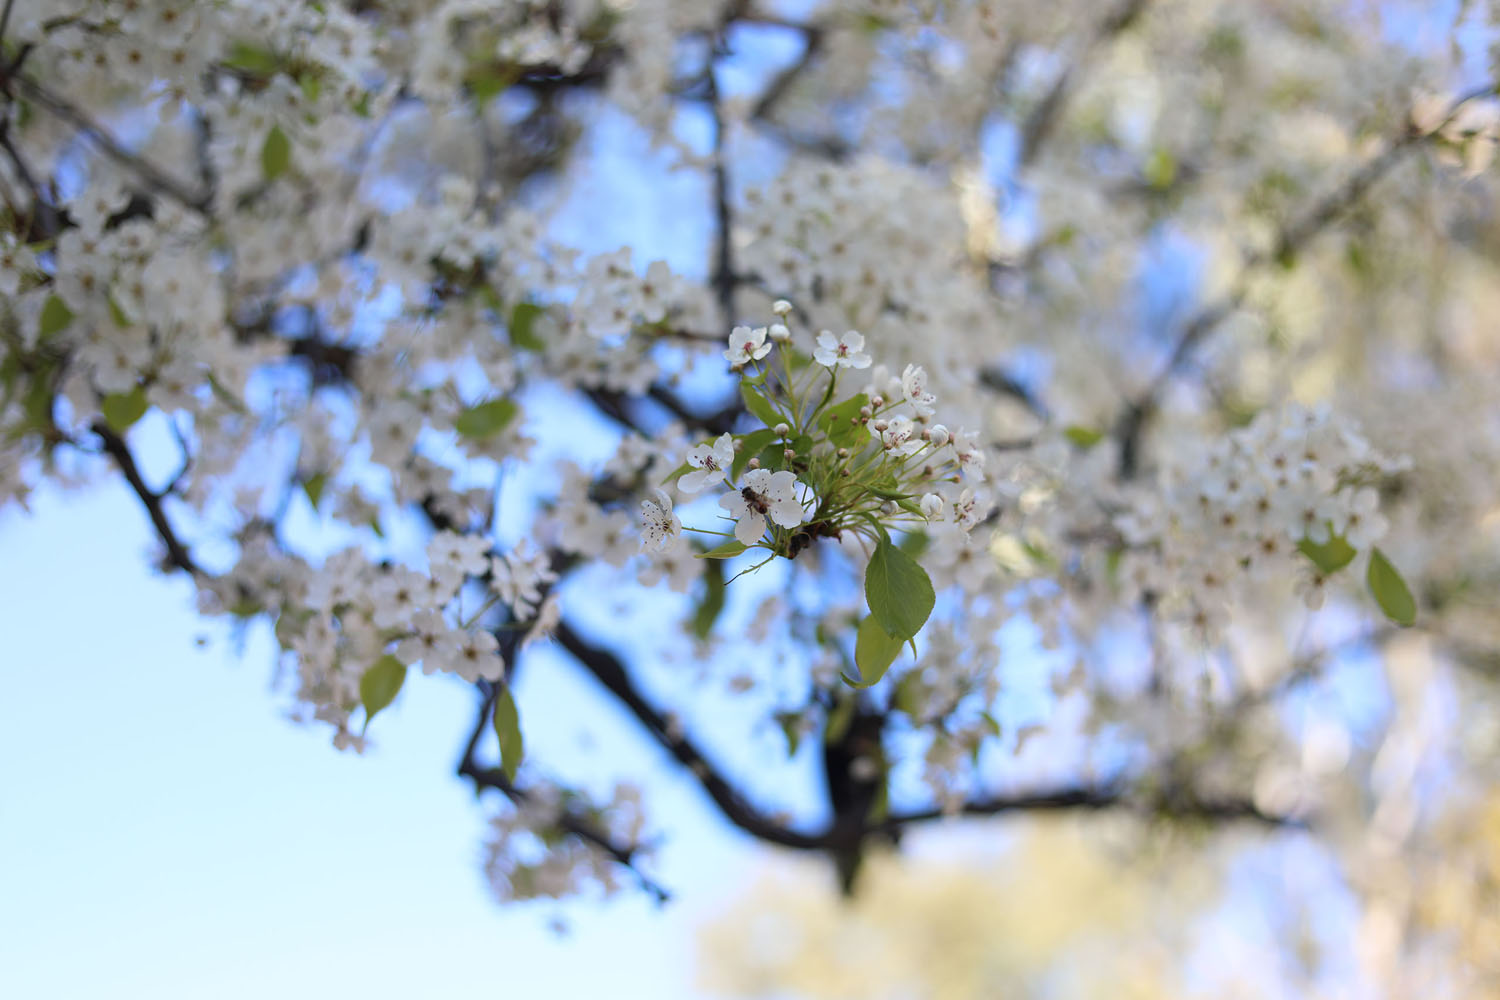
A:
[
  {"left": 1113, "top": 82, "right": 1499, "bottom": 479},
  {"left": 456, "top": 686, "right": 672, "bottom": 904},
  {"left": 9, "top": 74, "right": 212, "bottom": 215},
  {"left": 93, "top": 421, "right": 201, "bottom": 576}
]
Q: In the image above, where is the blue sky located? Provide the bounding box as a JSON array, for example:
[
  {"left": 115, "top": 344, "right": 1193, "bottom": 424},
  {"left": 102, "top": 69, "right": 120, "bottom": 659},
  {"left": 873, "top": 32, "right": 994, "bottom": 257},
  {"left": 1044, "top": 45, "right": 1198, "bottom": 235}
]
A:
[{"left": 0, "top": 479, "right": 784, "bottom": 999}]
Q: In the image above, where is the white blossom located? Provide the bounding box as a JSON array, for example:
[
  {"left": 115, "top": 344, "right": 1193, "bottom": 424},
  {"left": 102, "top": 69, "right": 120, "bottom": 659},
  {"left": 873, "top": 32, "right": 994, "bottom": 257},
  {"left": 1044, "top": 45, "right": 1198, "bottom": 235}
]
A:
[
  {"left": 723, "top": 325, "right": 772, "bottom": 366},
  {"left": 813, "top": 330, "right": 872, "bottom": 369},
  {"left": 679, "top": 433, "right": 735, "bottom": 493},
  {"left": 639, "top": 488, "right": 682, "bottom": 550},
  {"left": 718, "top": 469, "right": 806, "bottom": 545}
]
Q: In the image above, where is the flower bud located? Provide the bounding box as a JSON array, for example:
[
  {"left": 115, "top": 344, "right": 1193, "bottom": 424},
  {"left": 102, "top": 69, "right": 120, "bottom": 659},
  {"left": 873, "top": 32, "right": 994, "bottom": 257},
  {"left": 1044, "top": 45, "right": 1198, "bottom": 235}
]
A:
[
  {"left": 772, "top": 299, "right": 793, "bottom": 318},
  {"left": 748, "top": 457, "right": 761, "bottom": 470},
  {"left": 774, "top": 422, "right": 790, "bottom": 436},
  {"left": 928, "top": 424, "right": 950, "bottom": 446},
  {"left": 783, "top": 448, "right": 796, "bottom": 460},
  {"left": 769, "top": 324, "right": 791, "bottom": 342},
  {"left": 872, "top": 419, "right": 889, "bottom": 432},
  {"left": 870, "top": 395, "right": 884, "bottom": 409},
  {"left": 880, "top": 500, "right": 898, "bottom": 515},
  {"left": 837, "top": 447, "right": 849, "bottom": 459},
  {"left": 859, "top": 405, "right": 873, "bottom": 419},
  {"left": 920, "top": 493, "right": 944, "bottom": 519}
]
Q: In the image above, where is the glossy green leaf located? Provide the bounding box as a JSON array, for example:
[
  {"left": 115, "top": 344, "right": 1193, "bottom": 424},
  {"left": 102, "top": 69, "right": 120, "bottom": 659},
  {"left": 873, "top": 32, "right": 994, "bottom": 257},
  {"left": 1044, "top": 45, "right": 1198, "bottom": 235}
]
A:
[
  {"left": 493, "top": 685, "right": 524, "bottom": 783},
  {"left": 732, "top": 429, "right": 780, "bottom": 480},
  {"left": 660, "top": 459, "right": 693, "bottom": 485},
  {"left": 740, "top": 383, "right": 783, "bottom": 428},
  {"left": 101, "top": 386, "right": 148, "bottom": 433},
  {"left": 1299, "top": 532, "right": 1356, "bottom": 574},
  {"left": 455, "top": 397, "right": 518, "bottom": 439},
  {"left": 1366, "top": 547, "right": 1416, "bottom": 626},
  {"left": 261, "top": 123, "right": 292, "bottom": 181},
  {"left": 848, "top": 614, "right": 902, "bottom": 688},
  {"left": 819, "top": 394, "right": 871, "bottom": 450},
  {"left": 359, "top": 654, "right": 406, "bottom": 732},
  {"left": 39, "top": 294, "right": 74, "bottom": 339},
  {"left": 864, "top": 536, "right": 935, "bottom": 642}
]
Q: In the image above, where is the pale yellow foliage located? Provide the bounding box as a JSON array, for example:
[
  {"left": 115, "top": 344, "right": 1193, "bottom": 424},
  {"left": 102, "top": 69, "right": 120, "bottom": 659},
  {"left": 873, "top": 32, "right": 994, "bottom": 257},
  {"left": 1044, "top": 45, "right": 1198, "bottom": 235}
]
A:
[{"left": 697, "top": 818, "right": 1222, "bottom": 1000}]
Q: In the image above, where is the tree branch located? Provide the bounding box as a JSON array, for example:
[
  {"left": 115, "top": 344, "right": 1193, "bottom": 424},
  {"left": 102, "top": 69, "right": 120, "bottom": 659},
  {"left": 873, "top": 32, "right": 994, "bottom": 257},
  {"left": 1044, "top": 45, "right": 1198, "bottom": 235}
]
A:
[
  {"left": 556, "top": 619, "right": 830, "bottom": 850},
  {"left": 93, "top": 421, "right": 201, "bottom": 577},
  {"left": 1018, "top": 0, "right": 1152, "bottom": 166},
  {"left": 1113, "top": 82, "right": 1499, "bottom": 479},
  {"left": 8, "top": 73, "right": 213, "bottom": 215},
  {"left": 456, "top": 684, "right": 672, "bottom": 904}
]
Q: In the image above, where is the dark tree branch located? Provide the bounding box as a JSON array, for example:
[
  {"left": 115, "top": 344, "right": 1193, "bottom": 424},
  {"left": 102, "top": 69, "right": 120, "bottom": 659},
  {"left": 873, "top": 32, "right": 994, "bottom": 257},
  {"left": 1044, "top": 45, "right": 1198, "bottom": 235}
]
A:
[
  {"left": 9, "top": 73, "right": 213, "bottom": 215},
  {"left": 556, "top": 620, "right": 830, "bottom": 850},
  {"left": 749, "top": 15, "right": 823, "bottom": 122},
  {"left": 93, "top": 421, "right": 201, "bottom": 577},
  {"left": 883, "top": 783, "right": 1301, "bottom": 833},
  {"left": 1018, "top": 0, "right": 1152, "bottom": 166},
  {"left": 456, "top": 684, "right": 672, "bottom": 904}
]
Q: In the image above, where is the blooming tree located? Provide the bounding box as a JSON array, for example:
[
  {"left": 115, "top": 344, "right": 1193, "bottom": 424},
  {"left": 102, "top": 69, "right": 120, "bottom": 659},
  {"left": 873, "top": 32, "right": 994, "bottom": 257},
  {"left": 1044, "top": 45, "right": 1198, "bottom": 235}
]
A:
[{"left": 3, "top": 0, "right": 1500, "bottom": 975}]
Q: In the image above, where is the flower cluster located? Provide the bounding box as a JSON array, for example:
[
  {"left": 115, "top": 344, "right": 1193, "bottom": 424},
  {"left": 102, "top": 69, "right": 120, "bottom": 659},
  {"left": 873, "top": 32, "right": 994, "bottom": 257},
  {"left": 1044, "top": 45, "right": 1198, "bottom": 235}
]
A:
[
  {"left": 1116, "top": 404, "right": 1408, "bottom": 634},
  {"left": 643, "top": 304, "right": 988, "bottom": 561}
]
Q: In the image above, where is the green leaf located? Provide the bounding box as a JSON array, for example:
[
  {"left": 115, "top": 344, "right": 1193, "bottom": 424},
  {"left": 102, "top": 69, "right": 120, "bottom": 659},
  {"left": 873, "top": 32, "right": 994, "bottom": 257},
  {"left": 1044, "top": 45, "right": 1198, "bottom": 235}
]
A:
[
  {"left": 893, "top": 672, "right": 925, "bottom": 718},
  {"left": 660, "top": 460, "right": 693, "bottom": 485},
  {"left": 691, "top": 559, "right": 725, "bottom": 640},
  {"left": 38, "top": 294, "right": 74, "bottom": 339},
  {"left": 1299, "top": 532, "right": 1356, "bottom": 574},
  {"left": 1366, "top": 547, "right": 1416, "bottom": 627},
  {"left": 754, "top": 434, "right": 813, "bottom": 473},
  {"left": 848, "top": 615, "right": 902, "bottom": 688},
  {"left": 899, "top": 531, "right": 930, "bottom": 559},
  {"left": 101, "top": 386, "right": 148, "bottom": 433},
  {"left": 261, "top": 124, "right": 292, "bottom": 182},
  {"left": 1144, "top": 148, "right": 1177, "bottom": 189},
  {"left": 298, "top": 72, "right": 321, "bottom": 104},
  {"left": 107, "top": 295, "right": 132, "bottom": 328},
  {"left": 508, "top": 302, "right": 545, "bottom": 351},
  {"left": 223, "top": 42, "right": 282, "bottom": 75},
  {"left": 732, "top": 429, "right": 780, "bottom": 480},
  {"left": 302, "top": 472, "right": 328, "bottom": 511},
  {"left": 824, "top": 695, "right": 854, "bottom": 745},
  {"left": 455, "top": 397, "right": 518, "bottom": 439},
  {"left": 359, "top": 654, "right": 406, "bottom": 732},
  {"left": 1063, "top": 425, "right": 1104, "bottom": 449},
  {"left": 864, "top": 537, "right": 935, "bottom": 642},
  {"left": 819, "top": 394, "right": 870, "bottom": 450},
  {"left": 493, "top": 685, "right": 524, "bottom": 783},
  {"left": 740, "top": 383, "right": 783, "bottom": 428},
  {"left": 465, "top": 63, "right": 519, "bottom": 103},
  {"left": 775, "top": 711, "right": 803, "bottom": 757},
  {"left": 696, "top": 539, "right": 748, "bottom": 559}
]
